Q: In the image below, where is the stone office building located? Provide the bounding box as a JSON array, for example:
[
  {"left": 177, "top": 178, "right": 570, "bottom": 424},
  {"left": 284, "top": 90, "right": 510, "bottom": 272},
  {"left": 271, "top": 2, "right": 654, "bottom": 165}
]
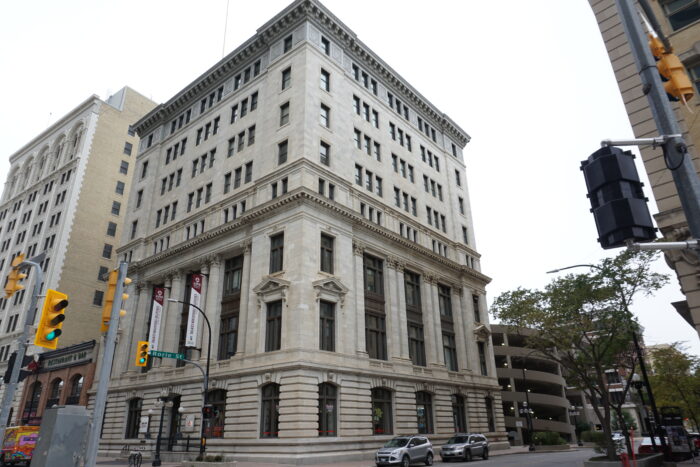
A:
[{"left": 101, "top": 0, "right": 506, "bottom": 461}]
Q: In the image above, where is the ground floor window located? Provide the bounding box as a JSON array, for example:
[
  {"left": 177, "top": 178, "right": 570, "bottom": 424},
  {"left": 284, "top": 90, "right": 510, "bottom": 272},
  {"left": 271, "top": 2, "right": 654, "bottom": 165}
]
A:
[
  {"left": 416, "top": 391, "right": 433, "bottom": 434},
  {"left": 485, "top": 397, "right": 496, "bottom": 432},
  {"left": 206, "top": 389, "right": 226, "bottom": 438},
  {"left": 372, "top": 387, "right": 393, "bottom": 435},
  {"left": 318, "top": 383, "right": 337, "bottom": 436},
  {"left": 260, "top": 383, "right": 280, "bottom": 438},
  {"left": 125, "top": 398, "right": 142, "bottom": 439},
  {"left": 452, "top": 394, "right": 467, "bottom": 432}
]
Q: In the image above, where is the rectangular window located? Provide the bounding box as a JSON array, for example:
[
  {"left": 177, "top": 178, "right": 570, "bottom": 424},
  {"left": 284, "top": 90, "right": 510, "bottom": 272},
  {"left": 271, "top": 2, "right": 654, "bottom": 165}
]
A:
[
  {"left": 281, "top": 67, "right": 291, "bottom": 90},
  {"left": 230, "top": 105, "right": 239, "bottom": 124},
  {"left": 455, "top": 169, "right": 462, "bottom": 186},
  {"left": 136, "top": 190, "right": 143, "bottom": 209},
  {"left": 319, "top": 301, "right": 335, "bottom": 352},
  {"left": 119, "top": 161, "right": 129, "bottom": 175},
  {"left": 234, "top": 168, "right": 242, "bottom": 188},
  {"left": 438, "top": 284, "right": 452, "bottom": 318},
  {"left": 320, "top": 234, "right": 334, "bottom": 273},
  {"left": 265, "top": 300, "right": 282, "bottom": 352},
  {"left": 354, "top": 129, "right": 362, "bottom": 149},
  {"left": 279, "top": 102, "right": 290, "bottom": 126},
  {"left": 320, "top": 69, "right": 330, "bottom": 92},
  {"left": 106, "top": 222, "right": 117, "bottom": 237},
  {"left": 123, "top": 142, "right": 133, "bottom": 155},
  {"left": 278, "top": 140, "right": 288, "bottom": 165},
  {"left": 93, "top": 290, "right": 104, "bottom": 306},
  {"left": 443, "top": 332, "right": 458, "bottom": 371},
  {"left": 283, "top": 35, "right": 293, "bottom": 52},
  {"left": 478, "top": 342, "right": 488, "bottom": 376},
  {"left": 472, "top": 294, "right": 481, "bottom": 323},
  {"left": 224, "top": 173, "right": 232, "bottom": 194},
  {"left": 130, "top": 220, "right": 138, "bottom": 240},
  {"left": 458, "top": 197, "right": 465, "bottom": 215},
  {"left": 248, "top": 125, "right": 256, "bottom": 145},
  {"left": 250, "top": 92, "right": 258, "bottom": 111},
  {"left": 320, "top": 141, "right": 330, "bottom": 166},
  {"left": 244, "top": 162, "right": 252, "bottom": 183},
  {"left": 269, "top": 233, "right": 284, "bottom": 273},
  {"left": 320, "top": 104, "right": 330, "bottom": 128},
  {"left": 353, "top": 95, "right": 360, "bottom": 115},
  {"left": 111, "top": 201, "right": 121, "bottom": 216},
  {"left": 321, "top": 36, "right": 330, "bottom": 55},
  {"left": 238, "top": 132, "right": 245, "bottom": 151},
  {"left": 240, "top": 100, "right": 248, "bottom": 118},
  {"left": 115, "top": 181, "right": 125, "bottom": 195},
  {"left": 102, "top": 244, "right": 113, "bottom": 259},
  {"left": 227, "top": 138, "right": 235, "bottom": 158},
  {"left": 375, "top": 177, "right": 383, "bottom": 197},
  {"left": 355, "top": 165, "right": 362, "bottom": 186}
]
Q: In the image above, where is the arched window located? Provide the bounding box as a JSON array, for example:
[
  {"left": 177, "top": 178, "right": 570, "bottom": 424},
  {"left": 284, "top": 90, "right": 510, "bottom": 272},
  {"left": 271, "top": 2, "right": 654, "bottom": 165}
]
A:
[
  {"left": 125, "top": 398, "right": 142, "bottom": 439},
  {"left": 22, "top": 381, "right": 42, "bottom": 424},
  {"left": 46, "top": 379, "right": 63, "bottom": 408},
  {"left": 67, "top": 375, "right": 83, "bottom": 405},
  {"left": 318, "top": 383, "right": 337, "bottom": 437},
  {"left": 416, "top": 391, "right": 433, "bottom": 434},
  {"left": 260, "top": 383, "right": 280, "bottom": 438},
  {"left": 206, "top": 390, "right": 226, "bottom": 438},
  {"left": 451, "top": 394, "right": 467, "bottom": 433},
  {"left": 371, "top": 387, "right": 393, "bottom": 435}
]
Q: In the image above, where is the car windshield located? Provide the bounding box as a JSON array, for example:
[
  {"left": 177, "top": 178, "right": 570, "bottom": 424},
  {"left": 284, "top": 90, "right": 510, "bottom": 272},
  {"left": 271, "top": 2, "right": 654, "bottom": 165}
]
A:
[
  {"left": 384, "top": 438, "right": 409, "bottom": 448},
  {"left": 446, "top": 436, "right": 469, "bottom": 444}
]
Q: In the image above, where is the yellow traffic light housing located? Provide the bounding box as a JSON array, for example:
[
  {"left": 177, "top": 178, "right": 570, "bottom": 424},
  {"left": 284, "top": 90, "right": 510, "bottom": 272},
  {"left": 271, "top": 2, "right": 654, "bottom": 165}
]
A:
[
  {"left": 648, "top": 35, "right": 694, "bottom": 103},
  {"left": 35, "top": 289, "right": 69, "bottom": 349},
  {"left": 135, "top": 340, "right": 149, "bottom": 367},
  {"left": 4, "top": 254, "right": 26, "bottom": 299},
  {"left": 101, "top": 270, "right": 132, "bottom": 332}
]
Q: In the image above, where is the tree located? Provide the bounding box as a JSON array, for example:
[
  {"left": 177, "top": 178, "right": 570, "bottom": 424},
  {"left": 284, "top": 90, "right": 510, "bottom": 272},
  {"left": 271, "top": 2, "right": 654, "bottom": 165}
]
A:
[
  {"left": 647, "top": 343, "right": 700, "bottom": 432},
  {"left": 491, "top": 250, "right": 668, "bottom": 460}
]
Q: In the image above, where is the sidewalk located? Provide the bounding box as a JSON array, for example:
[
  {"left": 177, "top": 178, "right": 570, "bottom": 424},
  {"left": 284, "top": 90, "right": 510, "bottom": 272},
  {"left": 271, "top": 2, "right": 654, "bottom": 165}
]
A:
[{"left": 95, "top": 445, "right": 572, "bottom": 466}]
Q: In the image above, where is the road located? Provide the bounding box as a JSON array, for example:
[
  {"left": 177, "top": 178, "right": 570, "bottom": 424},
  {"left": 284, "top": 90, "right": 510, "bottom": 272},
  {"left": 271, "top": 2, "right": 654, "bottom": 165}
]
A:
[{"left": 440, "top": 448, "right": 597, "bottom": 467}]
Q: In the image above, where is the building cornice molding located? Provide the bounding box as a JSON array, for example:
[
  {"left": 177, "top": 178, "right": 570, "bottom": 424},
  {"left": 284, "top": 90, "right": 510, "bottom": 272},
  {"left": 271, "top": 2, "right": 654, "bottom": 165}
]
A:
[
  {"left": 127, "top": 187, "right": 491, "bottom": 286},
  {"left": 133, "top": 0, "right": 469, "bottom": 147}
]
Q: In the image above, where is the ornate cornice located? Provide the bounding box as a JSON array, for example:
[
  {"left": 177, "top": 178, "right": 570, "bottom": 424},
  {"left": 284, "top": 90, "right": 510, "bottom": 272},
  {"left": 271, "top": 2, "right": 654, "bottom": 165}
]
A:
[{"left": 133, "top": 0, "right": 469, "bottom": 148}]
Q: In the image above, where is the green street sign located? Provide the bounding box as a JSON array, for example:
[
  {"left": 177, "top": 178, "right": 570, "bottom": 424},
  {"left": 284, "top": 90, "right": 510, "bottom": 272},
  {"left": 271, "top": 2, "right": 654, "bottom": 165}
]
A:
[{"left": 149, "top": 350, "right": 185, "bottom": 360}]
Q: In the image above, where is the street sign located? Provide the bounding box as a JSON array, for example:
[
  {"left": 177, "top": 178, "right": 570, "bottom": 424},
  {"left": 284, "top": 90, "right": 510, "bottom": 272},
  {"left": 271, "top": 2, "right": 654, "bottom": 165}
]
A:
[{"left": 149, "top": 350, "right": 184, "bottom": 360}]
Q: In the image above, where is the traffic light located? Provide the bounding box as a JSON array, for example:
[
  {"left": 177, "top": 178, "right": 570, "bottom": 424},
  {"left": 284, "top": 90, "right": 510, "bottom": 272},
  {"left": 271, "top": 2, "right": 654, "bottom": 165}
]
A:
[
  {"left": 34, "top": 289, "right": 69, "bottom": 349},
  {"left": 135, "top": 340, "right": 149, "bottom": 367},
  {"left": 202, "top": 404, "right": 214, "bottom": 419},
  {"left": 4, "top": 254, "right": 26, "bottom": 299},
  {"left": 648, "top": 35, "right": 694, "bottom": 103},
  {"left": 101, "top": 270, "right": 132, "bottom": 332},
  {"left": 581, "top": 146, "right": 656, "bottom": 249}
]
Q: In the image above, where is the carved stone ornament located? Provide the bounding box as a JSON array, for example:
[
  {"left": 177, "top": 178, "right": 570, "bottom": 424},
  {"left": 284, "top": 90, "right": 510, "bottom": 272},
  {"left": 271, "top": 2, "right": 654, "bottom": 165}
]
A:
[
  {"left": 353, "top": 242, "right": 365, "bottom": 256},
  {"left": 473, "top": 324, "right": 492, "bottom": 342},
  {"left": 312, "top": 277, "right": 349, "bottom": 307},
  {"left": 253, "top": 277, "right": 291, "bottom": 310}
]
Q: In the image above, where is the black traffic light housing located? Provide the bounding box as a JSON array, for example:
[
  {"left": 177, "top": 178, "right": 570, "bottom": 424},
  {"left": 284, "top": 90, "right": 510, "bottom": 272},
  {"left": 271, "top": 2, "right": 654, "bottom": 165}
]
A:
[
  {"left": 202, "top": 404, "right": 215, "bottom": 419},
  {"left": 581, "top": 146, "right": 656, "bottom": 249}
]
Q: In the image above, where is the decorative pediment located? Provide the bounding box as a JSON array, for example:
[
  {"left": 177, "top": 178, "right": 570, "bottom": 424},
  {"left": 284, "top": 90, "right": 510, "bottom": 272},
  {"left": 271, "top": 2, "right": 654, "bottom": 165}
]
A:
[
  {"left": 473, "top": 324, "right": 491, "bottom": 341},
  {"left": 253, "top": 276, "right": 291, "bottom": 309},
  {"left": 312, "top": 277, "right": 349, "bottom": 306}
]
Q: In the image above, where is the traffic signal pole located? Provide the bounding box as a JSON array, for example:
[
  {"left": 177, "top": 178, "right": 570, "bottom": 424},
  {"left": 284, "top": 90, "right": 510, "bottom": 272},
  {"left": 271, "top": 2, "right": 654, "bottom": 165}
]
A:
[
  {"left": 615, "top": 0, "right": 700, "bottom": 240},
  {"left": 0, "top": 254, "right": 45, "bottom": 435},
  {"left": 84, "top": 261, "right": 128, "bottom": 467}
]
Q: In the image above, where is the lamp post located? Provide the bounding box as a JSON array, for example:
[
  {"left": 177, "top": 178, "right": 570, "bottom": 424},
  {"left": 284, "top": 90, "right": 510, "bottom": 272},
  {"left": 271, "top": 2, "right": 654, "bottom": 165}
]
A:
[
  {"left": 519, "top": 362, "right": 536, "bottom": 451},
  {"left": 167, "top": 298, "right": 211, "bottom": 459},
  {"left": 546, "top": 263, "right": 667, "bottom": 456},
  {"left": 569, "top": 406, "right": 583, "bottom": 446},
  {"left": 631, "top": 373, "right": 652, "bottom": 436},
  {"left": 152, "top": 397, "right": 173, "bottom": 467}
]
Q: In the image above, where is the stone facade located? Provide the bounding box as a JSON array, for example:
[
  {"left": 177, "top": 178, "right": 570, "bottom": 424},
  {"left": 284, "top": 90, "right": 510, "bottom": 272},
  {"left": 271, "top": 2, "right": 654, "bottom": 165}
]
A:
[
  {"left": 100, "top": 0, "right": 507, "bottom": 461},
  {"left": 0, "top": 88, "right": 155, "bottom": 407},
  {"left": 588, "top": 0, "right": 700, "bottom": 337}
]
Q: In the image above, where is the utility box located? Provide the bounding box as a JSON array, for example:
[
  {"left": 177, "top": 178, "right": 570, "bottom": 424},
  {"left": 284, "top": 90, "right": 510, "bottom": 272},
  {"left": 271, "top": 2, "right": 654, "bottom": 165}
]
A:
[{"left": 31, "top": 405, "right": 90, "bottom": 467}]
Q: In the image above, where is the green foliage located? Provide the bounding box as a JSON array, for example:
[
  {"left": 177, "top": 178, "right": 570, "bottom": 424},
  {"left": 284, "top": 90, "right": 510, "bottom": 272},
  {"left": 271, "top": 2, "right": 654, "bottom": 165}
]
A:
[
  {"left": 580, "top": 430, "right": 608, "bottom": 453},
  {"left": 490, "top": 250, "right": 668, "bottom": 460},
  {"left": 611, "top": 410, "right": 637, "bottom": 431},
  {"left": 532, "top": 431, "right": 566, "bottom": 445},
  {"left": 647, "top": 343, "right": 700, "bottom": 431}
]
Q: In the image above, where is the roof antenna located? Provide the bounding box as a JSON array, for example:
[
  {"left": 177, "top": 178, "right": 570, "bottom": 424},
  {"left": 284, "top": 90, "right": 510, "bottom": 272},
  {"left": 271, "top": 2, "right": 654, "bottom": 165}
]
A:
[{"left": 222, "top": 0, "right": 230, "bottom": 58}]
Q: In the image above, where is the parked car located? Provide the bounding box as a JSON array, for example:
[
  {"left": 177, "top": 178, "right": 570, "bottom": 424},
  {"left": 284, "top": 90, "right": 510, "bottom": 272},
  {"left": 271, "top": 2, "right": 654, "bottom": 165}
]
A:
[
  {"left": 375, "top": 435, "right": 434, "bottom": 467},
  {"left": 688, "top": 432, "right": 699, "bottom": 451},
  {"left": 638, "top": 437, "right": 666, "bottom": 455},
  {"left": 439, "top": 433, "right": 489, "bottom": 462}
]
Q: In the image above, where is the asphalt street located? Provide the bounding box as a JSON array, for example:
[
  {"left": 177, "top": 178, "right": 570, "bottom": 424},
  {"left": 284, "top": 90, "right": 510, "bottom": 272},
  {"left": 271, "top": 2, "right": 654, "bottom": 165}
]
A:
[{"left": 438, "top": 448, "right": 597, "bottom": 466}]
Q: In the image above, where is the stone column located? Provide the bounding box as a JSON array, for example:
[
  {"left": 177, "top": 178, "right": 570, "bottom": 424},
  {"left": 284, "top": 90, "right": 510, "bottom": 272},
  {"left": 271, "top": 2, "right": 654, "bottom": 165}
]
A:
[
  {"left": 386, "top": 258, "right": 401, "bottom": 359},
  {"left": 451, "top": 286, "right": 469, "bottom": 371},
  {"left": 461, "top": 285, "right": 479, "bottom": 371},
  {"left": 353, "top": 243, "right": 367, "bottom": 356},
  {"left": 162, "top": 271, "right": 183, "bottom": 368},
  {"left": 395, "top": 262, "right": 409, "bottom": 360},
  {"left": 422, "top": 276, "right": 442, "bottom": 366},
  {"left": 239, "top": 241, "right": 253, "bottom": 355},
  {"left": 202, "top": 256, "right": 222, "bottom": 364}
]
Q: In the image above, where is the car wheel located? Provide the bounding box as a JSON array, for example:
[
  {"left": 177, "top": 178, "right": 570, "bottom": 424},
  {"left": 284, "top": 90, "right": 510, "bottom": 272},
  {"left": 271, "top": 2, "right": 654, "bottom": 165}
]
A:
[
  {"left": 402, "top": 455, "right": 410, "bottom": 467},
  {"left": 463, "top": 450, "right": 472, "bottom": 462},
  {"left": 424, "top": 453, "right": 433, "bottom": 466},
  {"left": 482, "top": 448, "right": 488, "bottom": 460}
]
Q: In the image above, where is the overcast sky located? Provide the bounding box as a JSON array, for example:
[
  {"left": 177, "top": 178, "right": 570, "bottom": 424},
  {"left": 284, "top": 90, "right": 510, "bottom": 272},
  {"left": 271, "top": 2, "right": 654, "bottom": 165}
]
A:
[{"left": 1, "top": 0, "right": 698, "bottom": 355}]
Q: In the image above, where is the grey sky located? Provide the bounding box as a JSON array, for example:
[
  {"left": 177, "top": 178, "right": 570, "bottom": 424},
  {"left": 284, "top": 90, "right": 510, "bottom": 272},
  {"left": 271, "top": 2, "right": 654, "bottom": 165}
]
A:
[{"left": 1, "top": 0, "right": 697, "bottom": 355}]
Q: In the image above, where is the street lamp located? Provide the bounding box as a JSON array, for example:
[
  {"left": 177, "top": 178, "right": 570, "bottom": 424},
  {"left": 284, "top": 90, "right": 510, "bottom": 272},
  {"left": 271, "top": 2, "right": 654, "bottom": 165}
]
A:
[
  {"left": 167, "top": 298, "right": 212, "bottom": 460},
  {"left": 152, "top": 397, "right": 173, "bottom": 467},
  {"left": 546, "top": 263, "right": 667, "bottom": 456},
  {"left": 568, "top": 405, "right": 583, "bottom": 446}
]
